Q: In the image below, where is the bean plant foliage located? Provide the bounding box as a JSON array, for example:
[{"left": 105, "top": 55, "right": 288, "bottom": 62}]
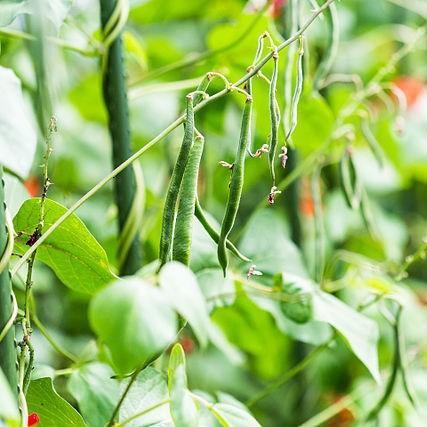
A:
[{"left": 1, "top": 0, "right": 427, "bottom": 426}]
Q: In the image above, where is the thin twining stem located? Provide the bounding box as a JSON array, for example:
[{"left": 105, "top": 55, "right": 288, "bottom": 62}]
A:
[
  {"left": 107, "top": 367, "right": 142, "bottom": 426},
  {"left": 31, "top": 314, "right": 78, "bottom": 363},
  {"left": 11, "top": 0, "right": 336, "bottom": 277},
  {"left": 128, "top": 3, "right": 269, "bottom": 86},
  {"left": 246, "top": 340, "right": 331, "bottom": 407},
  {"left": 0, "top": 27, "right": 98, "bottom": 57}
]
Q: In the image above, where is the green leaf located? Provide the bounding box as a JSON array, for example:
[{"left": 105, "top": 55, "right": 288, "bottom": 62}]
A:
[
  {"left": 0, "top": 66, "right": 37, "bottom": 178},
  {"left": 3, "top": 173, "right": 28, "bottom": 217},
  {"left": 13, "top": 198, "right": 115, "bottom": 294},
  {"left": 67, "top": 363, "right": 120, "bottom": 427},
  {"left": 0, "top": 368, "right": 19, "bottom": 426},
  {"left": 313, "top": 291, "right": 381, "bottom": 382},
  {"left": 276, "top": 273, "right": 313, "bottom": 324},
  {"left": 239, "top": 209, "right": 308, "bottom": 277},
  {"left": 292, "top": 91, "right": 335, "bottom": 157},
  {"left": 209, "top": 402, "right": 261, "bottom": 427},
  {"left": 89, "top": 277, "right": 177, "bottom": 375},
  {"left": 168, "top": 344, "right": 198, "bottom": 427},
  {"left": 119, "top": 368, "right": 171, "bottom": 427},
  {"left": 27, "top": 377, "right": 85, "bottom": 427},
  {"left": 0, "top": 0, "right": 70, "bottom": 30},
  {"left": 0, "top": 1, "right": 28, "bottom": 27},
  {"left": 250, "top": 295, "right": 332, "bottom": 346},
  {"left": 212, "top": 293, "right": 289, "bottom": 379},
  {"left": 159, "top": 262, "right": 210, "bottom": 347}
]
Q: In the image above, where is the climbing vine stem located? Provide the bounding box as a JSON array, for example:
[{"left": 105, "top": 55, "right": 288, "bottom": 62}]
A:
[{"left": 18, "top": 117, "right": 56, "bottom": 399}]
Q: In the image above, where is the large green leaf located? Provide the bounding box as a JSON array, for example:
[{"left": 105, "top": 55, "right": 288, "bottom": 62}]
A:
[
  {"left": 26, "top": 377, "right": 85, "bottom": 427},
  {"left": 210, "top": 403, "right": 261, "bottom": 427},
  {"left": 89, "top": 277, "right": 177, "bottom": 375},
  {"left": 3, "top": 173, "right": 28, "bottom": 217},
  {"left": 0, "top": 368, "right": 19, "bottom": 427},
  {"left": 159, "top": 262, "right": 210, "bottom": 347},
  {"left": 67, "top": 363, "right": 119, "bottom": 427},
  {"left": 119, "top": 368, "right": 171, "bottom": 427},
  {"left": 292, "top": 91, "right": 335, "bottom": 157},
  {"left": 239, "top": 209, "right": 308, "bottom": 277},
  {"left": 313, "top": 290, "right": 381, "bottom": 383},
  {"left": 250, "top": 295, "right": 332, "bottom": 346},
  {"left": 0, "top": 67, "right": 37, "bottom": 178},
  {"left": 212, "top": 293, "right": 290, "bottom": 379},
  {"left": 13, "top": 198, "right": 115, "bottom": 294},
  {"left": 168, "top": 344, "right": 198, "bottom": 427},
  {"left": 276, "top": 273, "right": 313, "bottom": 324},
  {"left": 0, "top": 0, "right": 71, "bottom": 30}
]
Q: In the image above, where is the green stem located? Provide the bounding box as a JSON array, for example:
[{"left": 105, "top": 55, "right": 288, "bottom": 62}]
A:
[
  {"left": 246, "top": 341, "right": 330, "bottom": 407},
  {"left": 107, "top": 367, "right": 141, "bottom": 426},
  {"left": 129, "top": 4, "right": 267, "bottom": 86},
  {"left": 298, "top": 384, "right": 371, "bottom": 427},
  {"left": 31, "top": 314, "right": 78, "bottom": 363},
  {"left": 0, "top": 167, "right": 17, "bottom": 397},
  {"left": 311, "top": 166, "right": 325, "bottom": 283},
  {"left": 100, "top": 0, "right": 142, "bottom": 275},
  {"left": 11, "top": 0, "right": 338, "bottom": 277},
  {"left": 0, "top": 27, "right": 98, "bottom": 57}
]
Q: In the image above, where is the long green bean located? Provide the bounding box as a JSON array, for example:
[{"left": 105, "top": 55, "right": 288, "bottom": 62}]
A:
[
  {"left": 159, "top": 95, "right": 195, "bottom": 266},
  {"left": 218, "top": 86, "right": 253, "bottom": 276},
  {"left": 172, "top": 134, "right": 205, "bottom": 265}
]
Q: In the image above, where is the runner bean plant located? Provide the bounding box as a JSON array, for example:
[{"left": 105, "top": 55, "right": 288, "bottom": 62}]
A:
[{"left": 1, "top": 0, "right": 427, "bottom": 426}]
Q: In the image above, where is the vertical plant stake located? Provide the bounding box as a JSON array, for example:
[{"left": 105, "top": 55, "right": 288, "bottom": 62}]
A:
[
  {"left": 100, "top": 0, "right": 142, "bottom": 275},
  {"left": 0, "top": 167, "right": 17, "bottom": 396}
]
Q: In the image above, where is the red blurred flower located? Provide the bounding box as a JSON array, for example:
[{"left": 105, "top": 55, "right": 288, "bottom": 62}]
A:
[
  {"left": 326, "top": 395, "right": 354, "bottom": 427},
  {"left": 179, "top": 336, "right": 195, "bottom": 354},
  {"left": 393, "top": 76, "right": 424, "bottom": 108},
  {"left": 24, "top": 176, "right": 41, "bottom": 197},
  {"left": 28, "top": 412, "right": 40, "bottom": 426},
  {"left": 271, "top": 0, "right": 286, "bottom": 19},
  {"left": 300, "top": 178, "right": 315, "bottom": 217}
]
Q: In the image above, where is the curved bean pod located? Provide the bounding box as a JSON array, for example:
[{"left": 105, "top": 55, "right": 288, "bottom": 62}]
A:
[
  {"left": 313, "top": 0, "right": 339, "bottom": 91},
  {"left": 285, "top": 36, "right": 304, "bottom": 142},
  {"left": 159, "top": 95, "right": 195, "bottom": 266},
  {"left": 339, "top": 148, "right": 361, "bottom": 210},
  {"left": 218, "top": 86, "right": 253, "bottom": 276},
  {"left": 268, "top": 51, "right": 280, "bottom": 183}
]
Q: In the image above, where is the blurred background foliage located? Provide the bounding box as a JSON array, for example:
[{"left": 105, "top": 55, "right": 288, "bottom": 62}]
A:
[{"left": 2, "top": 0, "right": 427, "bottom": 426}]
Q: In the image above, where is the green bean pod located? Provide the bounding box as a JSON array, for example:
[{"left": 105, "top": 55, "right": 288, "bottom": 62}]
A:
[
  {"left": 285, "top": 37, "right": 304, "bottom": 142},
  {"left": 218, "top": 87, "right": 253, "bottom": 276},
  {"left": 361, "top": 118, "right": 384, "bottom": 168},
  {"left": 339, "top": 148, "right": 362, "bottom": 210},
  {"left": 268, "top": 51, "right": 280, "bottom": 183},
  {"left": 172, "top": 134, "right": 205, "bottom": 265},
  {"left": 159, "top": 95, "right": 195, "bottom": 266},
  {"left": 360, "top": 189, "right": 379, "bottom": 240},
  {"left": 313, "top": 0, "right": 339, "bottom": 91},
  {"left": 195, "top": 199, "right": 250, "bottom": 262}
]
